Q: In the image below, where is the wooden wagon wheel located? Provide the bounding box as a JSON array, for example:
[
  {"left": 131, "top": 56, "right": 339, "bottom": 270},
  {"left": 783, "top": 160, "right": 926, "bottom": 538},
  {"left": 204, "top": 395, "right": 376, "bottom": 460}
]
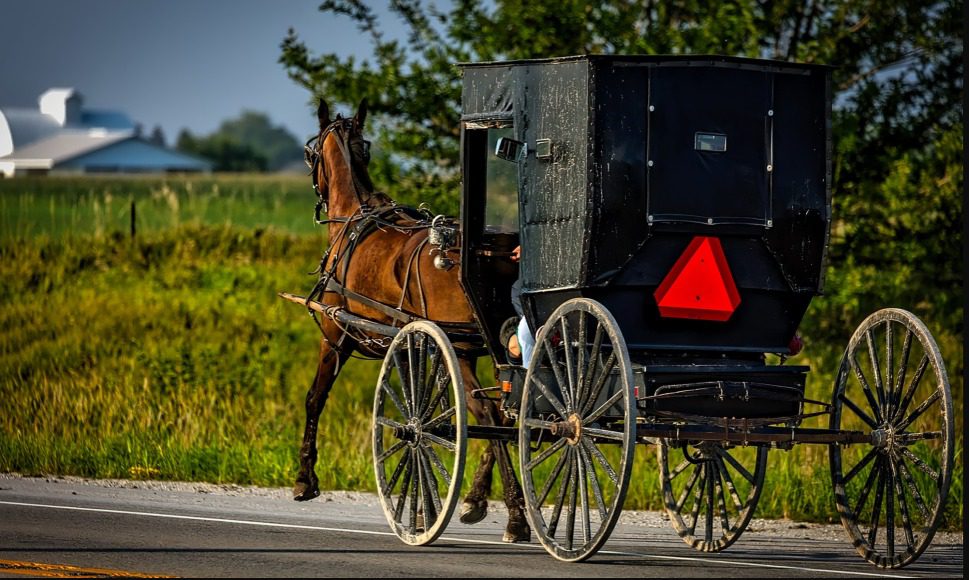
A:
[
  {"left": 373, "top": 321, "right": 467, "bottom": 546},
  {"left": 829, "top": 308, "right": 954, "bottom": 569},
  {"left": 518, "top": 298, "right": 635, "bottom": 562},
  {"left": 658, "top": 441, "right": 767, "bottom": 552}
]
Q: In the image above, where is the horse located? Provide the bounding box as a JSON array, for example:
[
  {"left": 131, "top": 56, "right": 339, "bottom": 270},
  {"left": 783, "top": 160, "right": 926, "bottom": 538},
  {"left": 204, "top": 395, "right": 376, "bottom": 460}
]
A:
[{"left": 293, "top": 98, "right": 530, "bottom": 543}]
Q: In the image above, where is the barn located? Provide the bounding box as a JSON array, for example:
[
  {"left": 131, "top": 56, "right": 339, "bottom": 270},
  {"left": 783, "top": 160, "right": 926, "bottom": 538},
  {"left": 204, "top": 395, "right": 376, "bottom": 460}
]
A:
[{"left": 0, "top": 88, "right": 211, "bottom": 177}]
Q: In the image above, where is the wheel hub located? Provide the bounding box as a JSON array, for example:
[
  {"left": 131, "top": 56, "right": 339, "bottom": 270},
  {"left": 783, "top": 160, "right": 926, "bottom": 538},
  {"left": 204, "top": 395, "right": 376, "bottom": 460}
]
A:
[
  {"left": 393, "top": 418, "right": 424, "bottom": 446},
  {"left": 550, "top": 413, "right": 583, "bottom": 445}
]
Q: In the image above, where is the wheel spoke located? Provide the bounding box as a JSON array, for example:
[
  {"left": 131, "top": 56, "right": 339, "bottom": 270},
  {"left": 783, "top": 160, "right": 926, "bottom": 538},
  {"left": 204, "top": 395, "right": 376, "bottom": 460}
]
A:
[
  {"left": 380, "top": 378, "right": 408, "bottom": 419},
  {"left": 422, "top": 445, "right": 452, "bottom": 487},
  {"left": 581, "top": 437, "right": 618, "bottom": 485},
  {"left": 675, "top": 463, "right": 701, "bottom": 513},
  {"left": 896, "top": 390, "right": 941, "bottom": 432},
  {"left": 885, "top": 321, "right": 895, "bottom": 419},
  {"left": 423, "top": 406, "right": 456, "bottom": 430},
  {"left": 890, "top": 457, "right": 916, "bottom": 550},
  {"left": 839, "top": 394, "right": 879, "bottom": 429},
  {"left": 582, "top": 426, "right": 625, "bottom": 441},
  {"left": 393, "top": 453, "right": 414, "bottom": 522},
  {"left": 844, "top": 448, "right": 878, "bottom": 484},
  {"left": 715, "top": 446, "right": 755, "bottom": 484},
  {"left": 865, "top": 329, "right": 886, "bottom": 418},
  {"left": 522, "top": 417, "right": 556, "bottom": 430},
  {"left": 578, "top": 444, "right": 609, "bottom": 521},
  {"left": 560, "top": 316, "right": 577, "bottom": 410},
  {"left": 714, "top": 459, "right": 730, "bottom": 533},
  {"left": 893, "top": 355, "right": 929, "bottom": 423},
  {"left": 578, "top": 324, "right": 605, "bottom": 411},
  {"left": 392, "top": 350, "right": 413, "bottom": 415},
  {"left": 407, "top": 334, "right": 418, "bottom": 417},
  {"left": 705, "top": 462, "right": 715, "bottom": 544},
  {"left": 717, "top": 455, "right": 745, "bottom": 510},
  {"left": 583, "top": 389, "right": 623, "bottom": 425},
  {"left": 409, "top": 449, "right": 420, "bottom": 534},
  {"left": 547, "top": 448, "right": 573, "bottom": 537},
  {"left": 375, "top": 416, "right": 406, "bottom": 431},
  {"left": 669, "top": 456, "right": 694, "bottom": 481},
  {"left": 385, "top": 450, "right": 410, "bottom": 497},
  {"left": 565, "top": 451, "right": 579, "bottom": 550},
  {"left": 418, "top": 448, "right": 440, "bottom": 524},
  {"left": 579, "top": 352, "right": 617, "bottom": 417},
  {"left": 420, "top": 379, "right": 449, "bottom": 423},
  {"left": 529, "top": 373, "right": 569, "bottom": 418},
  {"left": 896, "top": 431, "right": 943, "bottom": 444},
  {"left": 423, "top": 432, "right": 456, "bottom": 451},
  {"left": 576, "top": 311, "right": 588, "bottom": 407},
  {"left": 525, "top": 438, "right": 567, "bottom": 471},
  {"left": 896, "top": 455, "right": 932, "bottom": 520},
  {"left": 850, "top": 354, "right": 884, "bottom": 424},
  {"left": 851, "top": 455, "right": 881, "bottom": 521},
  {"left": 377, "top": 439, "right": 408, "bottom": 463},
  {"left": 688, "top": 464, "right": 706, "bottom": 536},
  {"left": 891, "top": 329, "right": 914, "bottom": 420},
  {"left": 576, "top": 443, "right": 591, "bottom": 544},
  {"left": 886, "top": 466, "right": 896, "bottom": 561},
  {"left": 899, "top": 447, "right": 940, "bottom": 482},
  {"left": 866, "top": 464, "right": 886, "bottom": 547},
  {"left": 543, "top": 333, "right": 573, "bottom": 413},
  {"left": 536, "top": 446, "right": 571, "bottom": 507}
]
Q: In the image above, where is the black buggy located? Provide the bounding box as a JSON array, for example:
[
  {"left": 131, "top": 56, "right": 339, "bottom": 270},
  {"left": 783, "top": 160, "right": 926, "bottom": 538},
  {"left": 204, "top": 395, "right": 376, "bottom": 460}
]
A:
[{"left": 309, "top": 55, "right": 955, "bottom": 569}]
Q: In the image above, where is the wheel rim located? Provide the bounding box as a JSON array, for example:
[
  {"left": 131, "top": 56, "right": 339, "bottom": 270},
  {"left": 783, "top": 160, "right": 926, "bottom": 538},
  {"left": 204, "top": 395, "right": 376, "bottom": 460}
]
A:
[
  {"left": 658, "top": 441, "right": 767, "bottom": 552},
  {"left": 830, "top": 308, "right": 954, "bottom": 569},
  {"left": 373, "top": 321, "right": 466, "bottom": 546},
  {"left": 518, "top": 298, "right": 635, "bottom": 562}
]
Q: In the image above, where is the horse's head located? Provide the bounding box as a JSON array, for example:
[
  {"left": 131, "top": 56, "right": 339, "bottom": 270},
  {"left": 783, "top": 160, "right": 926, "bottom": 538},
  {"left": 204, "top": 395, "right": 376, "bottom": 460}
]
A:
[{"left": 305, "top": 98, "right": 384, "bottom": 220}]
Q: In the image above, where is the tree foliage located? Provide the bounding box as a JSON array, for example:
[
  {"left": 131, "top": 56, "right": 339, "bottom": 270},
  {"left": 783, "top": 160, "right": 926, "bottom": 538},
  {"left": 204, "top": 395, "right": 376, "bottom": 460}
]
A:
[
  {"left": 175, "top": 111, "right": 303, "bottom": 172},
  {"left": 280, "top": 0, "right": 962, "bottom": 354}
]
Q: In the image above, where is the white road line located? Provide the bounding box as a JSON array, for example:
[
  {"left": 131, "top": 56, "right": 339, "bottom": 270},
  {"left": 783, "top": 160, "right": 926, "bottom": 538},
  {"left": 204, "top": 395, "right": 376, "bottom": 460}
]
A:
[{"left": 0, "top": 500, "right": 915, "bottom": 578}]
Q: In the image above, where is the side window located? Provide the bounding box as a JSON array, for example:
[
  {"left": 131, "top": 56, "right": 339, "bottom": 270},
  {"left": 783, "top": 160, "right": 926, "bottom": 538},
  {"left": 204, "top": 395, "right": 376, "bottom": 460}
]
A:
[{"left": 485, "top": 127, "right": 519, "bottom": 232}]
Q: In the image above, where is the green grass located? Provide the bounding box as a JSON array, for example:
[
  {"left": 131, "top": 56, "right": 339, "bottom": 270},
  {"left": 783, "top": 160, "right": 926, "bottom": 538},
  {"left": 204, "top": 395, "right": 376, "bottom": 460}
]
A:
[{"left": 0, "top": 174, "right": 961, "bottom": 529}]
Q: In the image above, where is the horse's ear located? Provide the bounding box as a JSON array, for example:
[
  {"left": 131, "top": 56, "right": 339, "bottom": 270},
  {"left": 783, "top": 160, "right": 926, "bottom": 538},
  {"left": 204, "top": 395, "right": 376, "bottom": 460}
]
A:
[
  {"left": 353, "top": 98, "right": 368, "bottom": 131},
  {"left": 317, "top": 99, "right": 331, "bottom": 129}
]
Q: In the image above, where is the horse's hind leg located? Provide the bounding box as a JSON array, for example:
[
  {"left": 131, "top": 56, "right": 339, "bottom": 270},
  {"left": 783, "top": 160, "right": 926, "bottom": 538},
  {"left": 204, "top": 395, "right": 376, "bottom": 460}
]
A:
[
  {"left": 456, "top": 358, "right": 494, "bottom": 524},
  {"left": 460, "top": 436, "right": 494, "bottom": 524},
  {"left": 294, "top": 332, "right": 348, "bottom": 501},
  {"left": 457, "top": 359, "right": 530, "bottom": 542},
  {"left": 493, "top": 436, "right": 530, "bottom": 543}
]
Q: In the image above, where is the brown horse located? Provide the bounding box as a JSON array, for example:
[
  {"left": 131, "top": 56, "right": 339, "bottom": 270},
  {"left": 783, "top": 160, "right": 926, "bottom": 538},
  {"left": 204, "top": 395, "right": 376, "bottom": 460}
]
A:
[{"left": 293, "top": 98, "right": 530, "bottom": 543}]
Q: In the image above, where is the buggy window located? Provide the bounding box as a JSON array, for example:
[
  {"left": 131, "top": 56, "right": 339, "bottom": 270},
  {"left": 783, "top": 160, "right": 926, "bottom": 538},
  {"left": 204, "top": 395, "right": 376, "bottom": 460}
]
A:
[{"left": 485, "top": 127, "right": 519, "bottom": 232}]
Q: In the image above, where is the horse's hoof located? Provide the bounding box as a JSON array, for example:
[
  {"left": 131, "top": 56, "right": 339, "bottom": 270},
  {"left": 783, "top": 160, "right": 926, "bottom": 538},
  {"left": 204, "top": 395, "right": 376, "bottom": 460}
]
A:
[
  {"left": 459, "top": 499, "right": 488, "bottom": 525},
  {"left": 292, "top": 481, "right": 320, "bottom": 502},
  {"left": 502, "top": 522, "right": 531, "bottom": 543}
]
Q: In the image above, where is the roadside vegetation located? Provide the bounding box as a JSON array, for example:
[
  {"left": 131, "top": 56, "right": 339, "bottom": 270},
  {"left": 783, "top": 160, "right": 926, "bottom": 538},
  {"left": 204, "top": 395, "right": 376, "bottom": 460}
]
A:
[{"left": 0, "top": 175, "right": 960, "bottom": 528}]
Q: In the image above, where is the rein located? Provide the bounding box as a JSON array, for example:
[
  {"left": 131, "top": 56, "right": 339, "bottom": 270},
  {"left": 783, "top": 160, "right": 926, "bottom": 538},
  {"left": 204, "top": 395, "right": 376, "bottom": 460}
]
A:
[{"left": 301, "top": 116, "right": 469, "bottom": 356}]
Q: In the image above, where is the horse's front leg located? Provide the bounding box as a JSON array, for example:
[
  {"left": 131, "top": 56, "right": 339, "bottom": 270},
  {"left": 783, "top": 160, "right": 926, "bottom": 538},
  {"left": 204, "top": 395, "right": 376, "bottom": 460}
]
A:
[{"left": 294, "top": 332, "right": 348, "bottom": 501}]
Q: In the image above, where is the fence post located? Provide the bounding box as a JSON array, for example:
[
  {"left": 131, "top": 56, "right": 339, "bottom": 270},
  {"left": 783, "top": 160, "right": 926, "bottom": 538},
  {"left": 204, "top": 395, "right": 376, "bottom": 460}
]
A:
[{"left": 130, "top": 200, "right": 136, "bottom": 239}]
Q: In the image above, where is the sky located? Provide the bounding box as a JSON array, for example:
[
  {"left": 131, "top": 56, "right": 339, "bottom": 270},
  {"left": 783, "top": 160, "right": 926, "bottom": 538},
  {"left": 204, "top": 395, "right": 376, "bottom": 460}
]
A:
[{"left": 0, "top": 0, "right": 405, "bottom": 144}]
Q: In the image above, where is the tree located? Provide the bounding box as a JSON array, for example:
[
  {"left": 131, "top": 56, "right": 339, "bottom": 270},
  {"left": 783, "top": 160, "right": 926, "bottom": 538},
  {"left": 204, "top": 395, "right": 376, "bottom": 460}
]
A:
[
  {"left": 148, "top": 125, "right": 166, "bottom": 148},
  {"left": 280, "top": 0, "right": 962, "bottom": 350},
  {"left": 175, "top": 128, "right": 268, "bottom": 172},
  {"left": 174, "top": 111, "right": 303, "bottom": 172},
  {"left": 215, "top": 111, "right": 303, "bottom": 171}
]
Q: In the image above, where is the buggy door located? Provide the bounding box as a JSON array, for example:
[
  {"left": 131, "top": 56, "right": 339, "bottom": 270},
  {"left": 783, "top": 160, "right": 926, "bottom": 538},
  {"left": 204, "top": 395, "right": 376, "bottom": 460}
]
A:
[{"left": 460, "top": 120, "right": 521, "bottom": 364}]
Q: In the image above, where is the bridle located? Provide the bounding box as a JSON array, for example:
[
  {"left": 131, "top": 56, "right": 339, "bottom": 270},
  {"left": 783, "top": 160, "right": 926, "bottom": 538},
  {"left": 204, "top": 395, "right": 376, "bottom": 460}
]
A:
[{"left": 304, "top": 116, "right": 372, "bottom": 223}]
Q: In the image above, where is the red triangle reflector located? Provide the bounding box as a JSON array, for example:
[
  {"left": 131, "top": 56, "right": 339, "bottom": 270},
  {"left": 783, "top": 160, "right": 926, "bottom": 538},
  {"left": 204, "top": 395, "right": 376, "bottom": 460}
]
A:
[{"left": 653, "top": 236, "right": 740, "bottom": 322}]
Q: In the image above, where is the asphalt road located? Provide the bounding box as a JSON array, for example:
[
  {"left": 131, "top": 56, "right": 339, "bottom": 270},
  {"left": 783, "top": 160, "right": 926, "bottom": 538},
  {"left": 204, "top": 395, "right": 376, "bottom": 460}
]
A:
[{"left": 0, "top": 475, "right": 962, "bottom": 578}]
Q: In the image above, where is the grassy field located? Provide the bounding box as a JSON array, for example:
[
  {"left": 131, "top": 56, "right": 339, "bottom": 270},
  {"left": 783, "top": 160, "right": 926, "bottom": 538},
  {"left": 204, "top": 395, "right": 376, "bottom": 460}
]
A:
[{"left": 0, "top": 175, "right": 961, "bottom": 528}]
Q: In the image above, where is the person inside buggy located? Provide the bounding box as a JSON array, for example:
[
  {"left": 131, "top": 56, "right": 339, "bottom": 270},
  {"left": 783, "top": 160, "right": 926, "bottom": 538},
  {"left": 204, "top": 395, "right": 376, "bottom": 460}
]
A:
[{"left": 503, "top": 245, "right": 535, "bottom": 366}]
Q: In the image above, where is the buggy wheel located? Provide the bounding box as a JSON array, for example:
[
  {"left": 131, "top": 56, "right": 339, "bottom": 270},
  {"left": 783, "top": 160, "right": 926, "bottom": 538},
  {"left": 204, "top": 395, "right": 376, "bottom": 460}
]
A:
[
  {"left": 830, "top": 308, "right": 954, "bottom": 569},
  {"left": 518, "top": 298, "right": 635, "bottom": 562},
  {"left": 658, "top": 441, "right": 767, "bottom": 552},
  {"left": 373, "top": 321, "right": 467, "bottom": 546}
]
